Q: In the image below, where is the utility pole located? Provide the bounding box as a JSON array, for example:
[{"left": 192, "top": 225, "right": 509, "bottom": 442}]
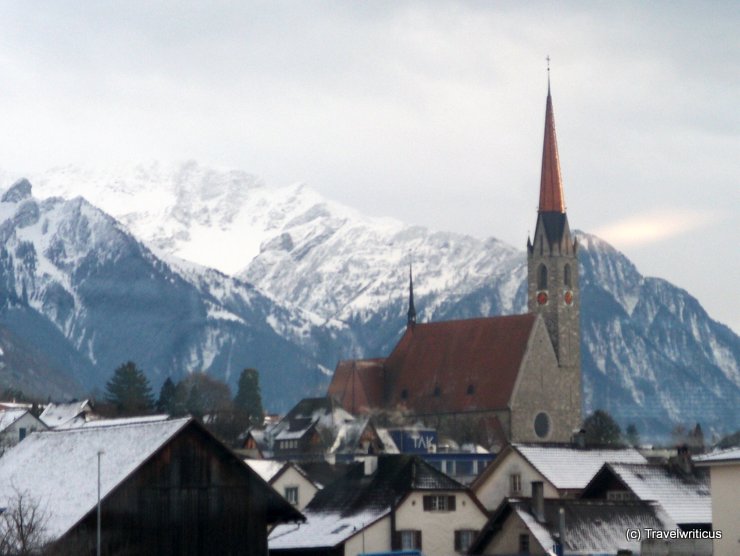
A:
[{"left": 97, "top": 450, "right": 104, "bottom": 556}]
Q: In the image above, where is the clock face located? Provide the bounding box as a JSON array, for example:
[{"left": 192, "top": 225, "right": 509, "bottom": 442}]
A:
[
  {"left": 536, "top": 291, "right": 548, "bottom": 305},
  {"left": 564, "top": 290, "right": 574, "bottom": 305}
]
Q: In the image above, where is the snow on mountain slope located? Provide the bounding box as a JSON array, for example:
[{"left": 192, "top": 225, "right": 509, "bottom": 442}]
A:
[{"left": 0, "top": 179, "right": 336, "bottom": 408}]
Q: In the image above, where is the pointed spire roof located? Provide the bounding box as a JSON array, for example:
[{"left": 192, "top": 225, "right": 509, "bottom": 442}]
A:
[
  {"left": 407, "top": 263, "right": 416, "bottom": 328},
  {"left": 538, "top": 85, "right": 566, "bottom": 213}
]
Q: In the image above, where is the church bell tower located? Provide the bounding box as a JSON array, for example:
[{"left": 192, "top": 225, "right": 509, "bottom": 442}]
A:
[{"left": 527, "top": 80, "right": 581, "bottom": 390}]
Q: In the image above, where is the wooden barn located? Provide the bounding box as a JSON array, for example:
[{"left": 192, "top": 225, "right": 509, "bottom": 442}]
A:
[{"left": 0, "top": 417, "right": 303, "bottom": 555}]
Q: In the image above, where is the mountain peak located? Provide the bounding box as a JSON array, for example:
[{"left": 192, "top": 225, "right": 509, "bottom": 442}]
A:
[{"left": 1, "top": 178, "right": 33, "bottom": 204}]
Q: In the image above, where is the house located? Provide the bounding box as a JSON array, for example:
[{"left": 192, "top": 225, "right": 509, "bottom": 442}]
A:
[
  {"left": 39, "top": 399, "right": 96, "bottom": 428},
  {"left": 265, "top": 397, "right": 398, "bottom": 462},
  {"left": 581, "top": 462, "right": 711, "bottom": 530},
  {"left": 0, "top": 417, "right": 302, "bottom": 555},
  {"left": 269, "top": 454, "right": 488, "bottom": 556},
  {"left": 328, "top": 83, "right": 582, "bottom": 446},
  {"left": 694, "top": 447, "right": 740, "bottom": 556},
  {"left": 471, "top": 443, "right": 647, "bottom": 511},
  {"left": 469, "top": 494, "right": 676, "bottom": 555},
  {"left": 0, "top": 408, "right": 46, "bottom": 451},
  {"left": 246, "top": 459, "right": 320, "bottom": 510}
]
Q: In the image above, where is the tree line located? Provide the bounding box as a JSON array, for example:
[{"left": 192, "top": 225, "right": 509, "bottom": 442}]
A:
[{"left": 103, "top": 362, "right": 264, "bottom": 446}]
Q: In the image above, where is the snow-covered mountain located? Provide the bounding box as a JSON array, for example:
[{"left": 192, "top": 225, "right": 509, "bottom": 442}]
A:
[
  {"left": 3, "top": 163, "right": 739, "bottom": 438},
  {"left": 0, "top": 178, "right": 338, "bottom": 407}
]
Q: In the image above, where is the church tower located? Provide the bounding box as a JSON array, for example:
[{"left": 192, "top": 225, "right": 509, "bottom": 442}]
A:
[{"left": 527, "top": 80, "right": 581, "bottom": 419}]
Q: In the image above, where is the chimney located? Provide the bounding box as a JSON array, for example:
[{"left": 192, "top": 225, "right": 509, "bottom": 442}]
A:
[
  {"left": 363, "top": 455, "right": 378, "bottom": 476},
  {"left": 531, "top": 481, "right": 545, "bottom": 522},
  {"left": 558, "top": 506, "right": 566, "bottom": 550}
]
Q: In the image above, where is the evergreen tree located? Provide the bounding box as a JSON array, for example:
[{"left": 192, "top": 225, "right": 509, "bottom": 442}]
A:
[
  {"left": 234, "top": 368, "right": 264, "bottom": 426},
  {"left": 104, "top": 361, "right": 154, "bottom": 415},
  {"left": 156, "top": 377, "right": 177, "bottom": 414},
  {"left": 583, "top": 410, "right": 623, "bottom": 447}
]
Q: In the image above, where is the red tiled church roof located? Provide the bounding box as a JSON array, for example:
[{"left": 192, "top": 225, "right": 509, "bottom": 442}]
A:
[
  {"left": 328, "top": 358, "right": 386, "bottom": 414},
  {"left": 383, "top": 314, "right": 537, "bottom": 414}
]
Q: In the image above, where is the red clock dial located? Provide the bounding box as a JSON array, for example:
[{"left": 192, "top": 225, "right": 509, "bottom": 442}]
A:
[
  {"left": 536, "top": 291, "right": 548, "bottom": 305},
  {"left": 564, "top": 290, "right": 573, "bottom": 305}
]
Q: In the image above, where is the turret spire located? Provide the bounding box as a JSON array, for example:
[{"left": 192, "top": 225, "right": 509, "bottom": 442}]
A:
[
  {"left": 407, "top": 263, "right": 416, "bottom": 328},
  {"left": 538, "top": 69, "right": 566, "bottom": 213}
]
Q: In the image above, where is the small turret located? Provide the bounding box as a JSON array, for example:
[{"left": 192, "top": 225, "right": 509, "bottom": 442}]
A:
[{"left": 407, "top": 263, "right": 416, "bottom": 329}]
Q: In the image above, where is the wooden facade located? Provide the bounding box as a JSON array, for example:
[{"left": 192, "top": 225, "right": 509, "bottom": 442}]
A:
[{"left": 53, "top": 421, "right": 301, "bottom": 556}]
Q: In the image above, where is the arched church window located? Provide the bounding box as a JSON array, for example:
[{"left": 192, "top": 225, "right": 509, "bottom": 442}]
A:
[
  {"left": 564, "top": 264, "right": 572, "bottom": 287},
  {"left": 537, "top": 264, "right": 548, "bottom": 290},
  {"left": 534, "top": 412, "right": 551, "bottom": 439}
]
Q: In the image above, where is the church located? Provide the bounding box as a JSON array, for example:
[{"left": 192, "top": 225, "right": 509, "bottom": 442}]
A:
[{"left": 328, "top": 83, "right": 582, "bottom": 445}]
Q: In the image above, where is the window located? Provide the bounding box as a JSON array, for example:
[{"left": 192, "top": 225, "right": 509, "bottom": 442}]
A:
[
  {"left": 455, "top": 529, "right": 479, "bottom": 552},
  {"left": 423, "top": 494, "right": 456, "bottom": 512},
  {"left": 564, "top": 263, "right": 572, "bottom": 287},
  {"left": 466, "top": 384, "right": 475, "bottom": 395},
  {"left": 18, "top": 428, "right": 27, "bottom": 441},
  {"left": 284, "top": 486, "right": 298, "bottom": 506},
  {"left": 534, "top": 412, "right": 551, "bottom": 439},
  {"left": 400, "top": 389, "right": 408, "bottom": 400},
  {"left": 433, "top": 385, "right": 441, "bottom": 397},
  {"left": 519, "top": 533, "right": 530, "bottom": 554},
  {"left": 510, "top": 473, "right": 522, "bottom": 495},
  {"left": 537, "top": 264, "right": 548, "bottom": 289},
  {"left": 607, "top": 490, "right": 635, "bottom": 501},
  {"left": 395, "top": 530, "right": 422, "bottom": 550}
]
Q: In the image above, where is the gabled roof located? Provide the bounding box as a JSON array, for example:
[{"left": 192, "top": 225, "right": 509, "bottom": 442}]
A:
[
  {"left": 245, "top": 459, "right": 286, "bottom": 483},
  {"left": 0, "top": 418, "right": 302, "bottom": 541},
  {"left": 0, "top": 408, "right": 30, "bottom": 433},
  {"left": 306, "top": 455, "right": 465, "bottom": 517},
  {"left": 273, "top": 397, "right": 355, "bottom": 437},
  {"left": 383, "top": 314, "right": 538, "bottom": 413},
  {"left": 472, "top": 498, "right": 676, "bottom": 555},
  {"left": 513, "top": 444, "right": 648, "bottom": 490},
  {"left": 0, "top": 418, "right": 191, "bottom": 540},
  {"left": 270, "top": 455, "right": 469, "bottom": 550},
  {"left": 39, "top": 400, "right": 93, "bottom": 428},
  {"left": 583, "top": 463, "right": 711, "bottom": 525},
  {"left": 328, "top": 358, "right": 386, "bottom": 414},
  {"left": 473, "top": 443, "right": 647, "bottom": 492}
]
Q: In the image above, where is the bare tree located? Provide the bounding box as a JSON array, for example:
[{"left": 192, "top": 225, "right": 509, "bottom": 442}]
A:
[{"left": 0, "top": 488, "right": 48, "bottom": 555}]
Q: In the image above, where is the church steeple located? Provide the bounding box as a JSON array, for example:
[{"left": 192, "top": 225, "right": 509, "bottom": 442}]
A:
[
  {"left": 407, "top": 263, "right": 416, "bottom": 328},
  {"left": 527, "top": 73, "right": 580, "bottom": 373},
  {"left": 539, "top": 87, "right": 566, "bottom": 213}
]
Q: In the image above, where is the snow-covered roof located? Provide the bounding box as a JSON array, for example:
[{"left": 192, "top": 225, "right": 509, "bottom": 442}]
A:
[
  {"left": 0, "top": 418, "right": 190, "bottom": 541},
  {"left": 39, "top": 400, "right": 92, "bottom": 428},
  {"left": 375, "top": 428, "right": 400, "bottom": 454},
  {"left": 603, "top": 463, "right": 711, "bottom": 525},
  {"left": 0, "top": 409, "right": 29, "bottom": 433},
  {"left": 694, "top": 447, "right": 740, "bottom": 465},
  {"left": 269, "top": 509, "right": 389, "bottom": 549},
  {"left": 513, "top": 444, "right": 647, "bottom": 490},
  {"left": 245, "top": 459, "right": 286, "bottom": 483},
  {"left": 57, "top": 414, "right": 170, "bottom": 430},
  {"left": 475, "top": 498, "right": 675, "bottom": 556},
  {"left": 512, "top": 506, "right": 556, "bottom": 556}
]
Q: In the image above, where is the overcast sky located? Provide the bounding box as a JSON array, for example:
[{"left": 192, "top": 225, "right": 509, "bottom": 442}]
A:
[{"left": 0, "top": 1, "right": 737, "bottom": 332}]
